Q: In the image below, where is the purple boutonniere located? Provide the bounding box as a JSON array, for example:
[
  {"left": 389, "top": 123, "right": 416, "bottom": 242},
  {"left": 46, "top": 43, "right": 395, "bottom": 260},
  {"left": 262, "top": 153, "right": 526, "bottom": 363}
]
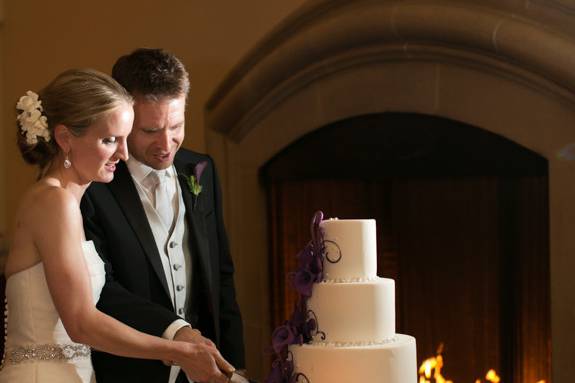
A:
[{"left": 184, "top": 161, "right": 207, "bottom": 210}]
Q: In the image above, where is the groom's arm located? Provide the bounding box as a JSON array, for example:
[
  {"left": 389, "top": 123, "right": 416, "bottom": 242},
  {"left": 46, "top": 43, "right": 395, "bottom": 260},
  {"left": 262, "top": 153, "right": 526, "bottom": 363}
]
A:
[{"left": 81, "top": 186, "right": 181, "bottom": 337}]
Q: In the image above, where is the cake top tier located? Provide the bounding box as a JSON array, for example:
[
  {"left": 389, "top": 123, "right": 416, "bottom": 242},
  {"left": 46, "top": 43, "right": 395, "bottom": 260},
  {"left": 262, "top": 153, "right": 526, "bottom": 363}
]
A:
[{"left": 320, "top": 218, "right": 377, "bottom": 281}]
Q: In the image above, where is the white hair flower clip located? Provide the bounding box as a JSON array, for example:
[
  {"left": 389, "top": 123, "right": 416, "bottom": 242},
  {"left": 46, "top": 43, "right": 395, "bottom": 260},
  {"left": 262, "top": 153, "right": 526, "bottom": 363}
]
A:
[{"left": 16, "top": 90, "right": 50, "bottom": 145}]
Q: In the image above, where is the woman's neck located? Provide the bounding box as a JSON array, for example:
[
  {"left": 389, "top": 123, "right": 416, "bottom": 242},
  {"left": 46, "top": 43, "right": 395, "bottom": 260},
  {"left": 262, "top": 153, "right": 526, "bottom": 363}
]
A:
[{"left": 43, "top": 161, "right": 91, "bottom": 203}]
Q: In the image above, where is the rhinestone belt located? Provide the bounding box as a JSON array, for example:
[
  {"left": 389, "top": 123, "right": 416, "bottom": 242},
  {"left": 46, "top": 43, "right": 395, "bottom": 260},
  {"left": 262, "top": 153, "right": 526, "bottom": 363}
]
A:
[{"left": 4, "top": 344, "right": 91, "bottom": 365}]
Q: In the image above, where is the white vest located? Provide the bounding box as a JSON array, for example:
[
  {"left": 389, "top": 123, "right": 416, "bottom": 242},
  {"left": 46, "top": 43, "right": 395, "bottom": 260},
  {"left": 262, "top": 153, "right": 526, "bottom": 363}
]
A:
[
  {"left": 127, "top": 160, "right": 195, "bottom": 383},
  {"left": 141, "top": 177, "right": 192, "bottom": 317}
]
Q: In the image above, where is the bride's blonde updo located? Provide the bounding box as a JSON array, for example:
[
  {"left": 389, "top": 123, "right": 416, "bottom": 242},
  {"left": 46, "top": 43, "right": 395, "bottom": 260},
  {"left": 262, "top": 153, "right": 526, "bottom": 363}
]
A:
[{"left": 17, "top": 68, "right": 133, "bottom": 173}]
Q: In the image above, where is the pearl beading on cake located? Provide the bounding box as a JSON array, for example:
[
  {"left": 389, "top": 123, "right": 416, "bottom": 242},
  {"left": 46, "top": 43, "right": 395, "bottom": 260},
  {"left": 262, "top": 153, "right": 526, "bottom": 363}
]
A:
[
  {"left": 320, "top": 276, "right": 379, "bottom": 283},
  {"left": 310, "top": 335, "right": 400, "bottom": 348},
  {"left": 4, "top": 344, "right": 91, "bottom": 365}
]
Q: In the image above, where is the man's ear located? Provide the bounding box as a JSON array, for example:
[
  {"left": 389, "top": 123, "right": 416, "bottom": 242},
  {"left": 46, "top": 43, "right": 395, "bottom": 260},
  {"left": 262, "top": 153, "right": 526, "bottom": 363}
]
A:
[{"left": 53, "top": 124, "right": 71, "bottom": 153}]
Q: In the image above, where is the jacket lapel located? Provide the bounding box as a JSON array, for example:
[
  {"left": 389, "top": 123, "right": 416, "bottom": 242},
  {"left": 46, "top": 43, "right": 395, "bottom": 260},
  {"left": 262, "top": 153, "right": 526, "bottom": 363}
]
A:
[
  {"left": 175, "top": 160, "right": 214, "bottom": 295},
  {"left": 108, "top": 162, "right": 172, "bottom": 301}
]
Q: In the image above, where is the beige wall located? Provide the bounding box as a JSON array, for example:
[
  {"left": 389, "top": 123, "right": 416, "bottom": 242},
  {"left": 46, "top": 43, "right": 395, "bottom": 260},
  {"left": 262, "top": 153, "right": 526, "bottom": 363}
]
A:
[{"left": 0, "top": 0, "right": 306, "bottom": 234}]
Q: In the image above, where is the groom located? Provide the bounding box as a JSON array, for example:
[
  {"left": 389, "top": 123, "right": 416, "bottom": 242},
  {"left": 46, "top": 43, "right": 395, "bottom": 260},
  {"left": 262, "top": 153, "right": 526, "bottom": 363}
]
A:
[{"left": 81, "top": 48, "right": 246, "bottom": 383}]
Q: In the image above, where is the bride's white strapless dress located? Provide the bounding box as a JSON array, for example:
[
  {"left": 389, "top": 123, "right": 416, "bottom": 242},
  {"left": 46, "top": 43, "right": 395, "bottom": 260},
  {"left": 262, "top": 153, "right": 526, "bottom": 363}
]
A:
[{"left": 0, "top": 241, "right": 105, "bottom": 383}]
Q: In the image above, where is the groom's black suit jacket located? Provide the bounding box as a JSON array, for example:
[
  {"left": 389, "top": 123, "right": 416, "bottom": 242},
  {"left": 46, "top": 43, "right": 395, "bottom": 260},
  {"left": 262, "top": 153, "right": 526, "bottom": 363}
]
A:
[{"left": 81, "top": 149, "right": 245, "bottom": 383}]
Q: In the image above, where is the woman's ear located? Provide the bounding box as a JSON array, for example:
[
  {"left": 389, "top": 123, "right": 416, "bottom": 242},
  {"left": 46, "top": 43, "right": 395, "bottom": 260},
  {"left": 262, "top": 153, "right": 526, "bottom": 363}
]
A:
[{"left": 53, "top": 124, "right": 71, "bottom": 153}]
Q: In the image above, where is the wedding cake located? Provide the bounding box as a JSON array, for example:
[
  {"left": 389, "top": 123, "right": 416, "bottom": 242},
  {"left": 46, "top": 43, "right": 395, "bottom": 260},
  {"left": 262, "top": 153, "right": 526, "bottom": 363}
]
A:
[{"left": 267, "top": 213, "right": 417, "bottom": 383}]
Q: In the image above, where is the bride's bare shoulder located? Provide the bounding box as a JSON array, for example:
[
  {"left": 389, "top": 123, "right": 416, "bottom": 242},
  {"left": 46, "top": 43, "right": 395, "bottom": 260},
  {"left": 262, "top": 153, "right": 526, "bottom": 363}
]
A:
[
  {"left": 18, "top": 181, "right": 79, "bottom": 224},
  {"left": 7, "top": 181, "right": 83, "bottom": 276}
]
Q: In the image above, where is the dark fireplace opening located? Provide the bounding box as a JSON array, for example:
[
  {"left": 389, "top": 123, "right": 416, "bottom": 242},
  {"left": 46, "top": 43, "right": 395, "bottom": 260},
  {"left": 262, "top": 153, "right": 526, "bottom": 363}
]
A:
[{"left": 261, "top": 113, "right": 550, "bottom": 383}]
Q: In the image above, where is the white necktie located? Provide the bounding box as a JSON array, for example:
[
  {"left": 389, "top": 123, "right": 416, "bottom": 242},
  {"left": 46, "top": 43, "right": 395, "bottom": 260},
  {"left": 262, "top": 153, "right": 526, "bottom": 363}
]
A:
[{"left": 147, "top": 171, "right": 173, "bottom": 229}]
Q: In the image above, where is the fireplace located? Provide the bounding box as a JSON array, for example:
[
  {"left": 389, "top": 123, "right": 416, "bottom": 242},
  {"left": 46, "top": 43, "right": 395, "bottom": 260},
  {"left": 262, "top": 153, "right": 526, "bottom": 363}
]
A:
[{"left": 262, "top": 113, "right": 550, "bottom": 383}]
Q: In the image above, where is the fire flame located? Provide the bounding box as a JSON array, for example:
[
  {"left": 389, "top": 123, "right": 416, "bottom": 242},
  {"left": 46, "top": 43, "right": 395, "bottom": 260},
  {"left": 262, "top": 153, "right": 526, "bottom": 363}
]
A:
[
  {"left": 419, "top": 344, "right": 452, "bottom": 383},
  {"left": 418, "top": 345, "right": 546, "bottom": 383},
  {"left": 485, "top": 369, "right": 500, "bottom": 383}
]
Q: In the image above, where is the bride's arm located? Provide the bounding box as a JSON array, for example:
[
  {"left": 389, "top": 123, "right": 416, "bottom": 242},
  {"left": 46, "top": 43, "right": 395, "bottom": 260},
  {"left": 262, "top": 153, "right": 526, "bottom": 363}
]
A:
[{"left": 32, "top": 188, "right": 233, "bottom": 383}]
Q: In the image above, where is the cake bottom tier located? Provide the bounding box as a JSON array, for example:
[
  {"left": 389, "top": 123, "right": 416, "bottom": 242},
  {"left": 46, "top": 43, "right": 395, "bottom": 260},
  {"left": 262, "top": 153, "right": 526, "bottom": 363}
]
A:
[{"left": 290, "top": 334, "right": 417, "bottom": 383}]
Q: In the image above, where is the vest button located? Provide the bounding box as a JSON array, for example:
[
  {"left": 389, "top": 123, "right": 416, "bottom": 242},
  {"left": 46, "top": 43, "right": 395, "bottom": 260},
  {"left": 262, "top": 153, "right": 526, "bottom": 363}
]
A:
[
  {"left": 173, "top": 264, "right": 182, "bottom": 271},
  {"left": 176, "top": 285, "right": 184, "bottom": 292},
  {"left": 178, "top": 308, "right": 184, "bottom": 315},
  {"left": 169, "top": 241, "right": 178, "bottom": 248}
]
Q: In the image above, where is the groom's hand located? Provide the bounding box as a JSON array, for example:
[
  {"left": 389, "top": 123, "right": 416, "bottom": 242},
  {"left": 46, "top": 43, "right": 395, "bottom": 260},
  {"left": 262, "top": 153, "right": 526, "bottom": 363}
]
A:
[
  {"left": 179, "top": 342, "right": 234, "bottom": 383},
  {"left": 163, "top": 327, "right": 216, "bottom": 366},
  {"left": 170, "top": 326, "right": 235, "bottom": 376}
]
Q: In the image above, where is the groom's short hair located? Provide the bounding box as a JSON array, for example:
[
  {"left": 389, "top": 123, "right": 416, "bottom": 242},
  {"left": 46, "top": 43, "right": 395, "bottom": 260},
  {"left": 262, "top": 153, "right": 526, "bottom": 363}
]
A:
[{"left": 112, "top": 48, "right": 190, "bottom": 100}]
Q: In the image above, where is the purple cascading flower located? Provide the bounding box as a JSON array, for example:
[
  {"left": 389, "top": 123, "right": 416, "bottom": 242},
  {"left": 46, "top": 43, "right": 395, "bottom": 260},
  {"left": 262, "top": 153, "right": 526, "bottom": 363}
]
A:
[
  {"left": 266, "top": 357, "right": 295, "bottom": 383},
  {"left": 309, "top": 211, "right": 326, "bottom": 281},
  {"left": 308, "top": 254, "right": 323, "bottom": 283},
  {"left": 271, "top": 322, "right": 298, "bottom": 354},
  {"left": 266, "top": 210, "right": 327, "bottom": 383},
  {"left": 292, "top": 269, "right": 314, "bottom": 297},
  {"left": 294, "top": 213, "right": 325, "bottom": 285},
  {"left": 295, "top": 247, "right": 312, "bottom": 270},
  {"left": 303, "top": 316, "right": 317, "bottom": 339},
  {"left": 289, "top": 301, "right": 318, "bottom": 344},
  {"left": 310, "top": 211, "right": 323, "bottom": 245},
  {"left": 289, "top": 301, "right": 307, "bottom": 334}
]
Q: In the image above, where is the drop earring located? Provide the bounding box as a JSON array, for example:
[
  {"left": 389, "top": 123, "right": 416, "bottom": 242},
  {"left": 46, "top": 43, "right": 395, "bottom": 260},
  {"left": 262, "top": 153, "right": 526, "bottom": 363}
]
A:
[{"left": 64, "top": 153, "right": 71, "bottom": 169}]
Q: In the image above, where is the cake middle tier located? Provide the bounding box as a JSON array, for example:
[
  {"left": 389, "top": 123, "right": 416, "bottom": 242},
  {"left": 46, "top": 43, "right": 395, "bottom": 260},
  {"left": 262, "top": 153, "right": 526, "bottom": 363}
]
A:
[{"left": 308, "top": 277, "right": 395, "bottom": 343}]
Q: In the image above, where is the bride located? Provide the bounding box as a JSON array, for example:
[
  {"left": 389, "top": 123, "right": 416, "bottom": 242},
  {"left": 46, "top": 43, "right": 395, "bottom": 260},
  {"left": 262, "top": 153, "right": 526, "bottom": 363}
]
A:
[{"left": 0, "top": 68, "right": 233, "bottom": 383}]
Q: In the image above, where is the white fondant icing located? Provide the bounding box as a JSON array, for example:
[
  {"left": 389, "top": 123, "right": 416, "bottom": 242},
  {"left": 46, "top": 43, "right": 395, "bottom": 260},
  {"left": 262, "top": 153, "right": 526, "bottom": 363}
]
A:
[
  {"left": 290, "top": 334, "right": 417, "bottom": 383},
  {"left": 308, "top": 278, "right": 395, "bottom": 343},
  {"left": 320, "top": 219, "right": 377, "bottom": 280}
]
